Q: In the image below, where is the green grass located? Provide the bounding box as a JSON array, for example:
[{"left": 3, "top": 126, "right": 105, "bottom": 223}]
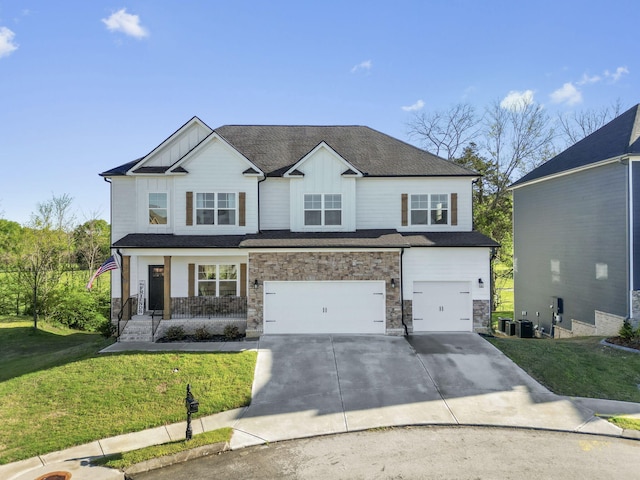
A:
[
  {"left": 0, "top": 317, "right": 257, "bottom": 465},
  {"left": 93, "top": 428, "right": 233, "bottom": 469},
  {"left": 487, "top": 335, "right": 640, "bottom": 403},
  {"left": 608, "top": 416, "right": 640, "bottom": 431}
]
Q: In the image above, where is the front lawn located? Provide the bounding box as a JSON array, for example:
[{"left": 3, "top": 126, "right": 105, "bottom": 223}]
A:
[
  {"left": 487, "top": 335, "right": 640, "bottom": 403},
  {"left": 0, "top": 318, "right": 257, "bottom": 465}
]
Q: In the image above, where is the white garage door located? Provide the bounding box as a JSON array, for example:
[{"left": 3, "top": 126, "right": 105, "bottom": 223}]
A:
[
  {"left": 263, "top": 281, "right": 386, "bottom": 334},
  {"left": 412, "top": 281, "right": 472, "bottom": 332}
]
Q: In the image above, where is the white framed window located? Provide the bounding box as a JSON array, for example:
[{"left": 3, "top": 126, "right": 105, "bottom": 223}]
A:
[
  {"left": 149, "top": 193, "right": 168, "bottom": 225},
  {"left": 197, "top": 264, "right": 238, "bottom": 296},
  {"left": 304, "top": 193, "right": 342, "bottom": 226},
  {"left": 196, "top": 193, "right": 236, "bottom": 225},
  {"left": 410, "top": 194, "right": 449, "bottom": 225}
]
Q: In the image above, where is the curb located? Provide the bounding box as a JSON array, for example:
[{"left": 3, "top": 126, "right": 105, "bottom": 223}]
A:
[{"left": 122, "top": 441, "right": 228, "bottom": 477}]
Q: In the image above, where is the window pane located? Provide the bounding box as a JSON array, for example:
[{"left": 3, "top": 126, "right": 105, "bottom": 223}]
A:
[
  {"left": 218, "top": 265, "right": 237, "bottom": 279},
  {"left": 198, "top": 265, "right": 216, "bottom": 280},
  {"left": 411, "top": 195, "right": 428, "bottom": 209},
  {"left": 219, "top": 281, "right": 237, "bottom": 296},
  {"left": 325, "top": 210, "right": 342, "bottom": 225},
  {"left": 218, "top": 209, "right": 236, "bottom": 225},
  {"left": 217, "top": 193, "right": 236, "bottom": 208},
  {"left": 431, "top": 209, "right": 448, "bottom": 224},
  {"left": 431, "top": 194, "right": 448, "bottom": 224},
  {"left": 304, "top": 194, "right": 322, "bottom": 209},
  {"left": 411, "top": 210, "right": 428, "bottom": 225},
  {"left": 198, "top": 282, "right": 216, "bottom": 296},
  {"left": 196, "top": 193, "right": 215, "bottom": 208},
  {"left": 305, "top": 210, "right": 322, "bottom": 225},
  {"left": 431, "top": 194, "right": 448, "bottom": 209},
  {"left": 149, "top": 209, "right": 167, "bottom": 224},
  {"left": 149, "top": 193, "right": 167, "bottom": 209},
  {"left": 325, "top": 194, "right": 341, "bottom": 209},
  {"left": 196, "top": 209, "right": 215, "bottom": 225}
]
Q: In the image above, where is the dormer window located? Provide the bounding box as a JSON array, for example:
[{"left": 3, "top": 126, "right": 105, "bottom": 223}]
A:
[{"left": 304, "top": 194, "right": 342, "bottom": 226}]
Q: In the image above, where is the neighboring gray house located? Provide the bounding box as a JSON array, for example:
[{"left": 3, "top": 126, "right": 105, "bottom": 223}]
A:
[
  {"left": 510, "top": 104, "right": 640, "bottom": 337},
  {"left": 101, "top": 117, "right": 498, "bottom": 341}
]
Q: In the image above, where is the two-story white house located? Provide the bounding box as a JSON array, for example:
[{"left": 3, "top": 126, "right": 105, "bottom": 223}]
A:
[{"left": 101, "top": 117, "right": 498, "bottom": 340}]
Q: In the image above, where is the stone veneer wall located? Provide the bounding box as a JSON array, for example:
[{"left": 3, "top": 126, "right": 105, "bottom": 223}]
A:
[
  {"left": 554, "top": 310, "right": 625, "bottom": 338},
  {"left": 402, "top": 300, "right": 413, "bottom": 333},
  {"left": 111, "top": 297, "right": 139, "bottom": 320},
  {"left": 247, "top": 251, "right": 401, "bottom": 336},
  {"left": 473, "top": 299, "right": 490, "bottom": 332}
]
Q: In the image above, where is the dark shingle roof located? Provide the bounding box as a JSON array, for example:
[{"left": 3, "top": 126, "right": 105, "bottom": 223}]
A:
[
  {"left": 511, "top": 104, "right": 640, "bottom": 187},
  {"left": 112, "top": 230, "right": 498, "bottom": 249},
  {"left": 215, "top": 125, "right": 476, "bottom": 177},
  {"left": 101, "top": 124, "right": 478, "bottom": 178}
]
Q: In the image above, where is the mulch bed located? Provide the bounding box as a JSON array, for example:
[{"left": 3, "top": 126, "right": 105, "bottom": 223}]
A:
[
  {"left": 605, "top": 336, "right": 640, "bottom": 352},
  {"left": 156, "top": 335, "right": 245, "bottom": 343}
]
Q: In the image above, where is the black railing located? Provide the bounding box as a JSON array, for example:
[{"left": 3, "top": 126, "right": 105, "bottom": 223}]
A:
[
  {"left": 152, "top": 311, "right": 161, "bottom": 339},
  {"left": 171, "top": 296, "right": 247, "bottom": 319},
  {"left": 117, "top": 297, "right": 133, "bottom": 339}
]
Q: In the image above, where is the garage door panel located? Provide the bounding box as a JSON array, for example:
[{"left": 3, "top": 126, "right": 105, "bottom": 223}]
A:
[
  {"left": 264, "top": 281, "right": 385, "bottom": 334},
  {"left": 413, "top": 281, "right": 472, "bottom": 332}
]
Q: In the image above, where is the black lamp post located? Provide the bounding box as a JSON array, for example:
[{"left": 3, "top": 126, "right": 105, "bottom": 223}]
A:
[{"left": 185, "top": 384, "right": 199, "bottom": 440}]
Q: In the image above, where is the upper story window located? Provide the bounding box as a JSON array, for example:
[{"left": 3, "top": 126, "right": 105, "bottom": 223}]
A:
[
  {"left": 410, "top": 194, "right": 449, "bottom": 225},
  {"left": 196, "top": 193, "right": 236, "bottom": 225},
  {"left": 197, "top": 264, "right": 238, "bottom": 296},
  {"left": 149, "top": 193, "right": 168, "bottom": 225},
  {"left": 304, "top": 193, "right": 342, "bottom": 226}
]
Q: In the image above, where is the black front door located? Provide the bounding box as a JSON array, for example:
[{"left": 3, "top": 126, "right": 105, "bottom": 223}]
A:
[{"left": 148, "top": 265, "right": 164, "bottom": 311}]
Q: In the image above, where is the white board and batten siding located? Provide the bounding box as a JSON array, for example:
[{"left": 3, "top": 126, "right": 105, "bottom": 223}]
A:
[
  {"left": 403, "top": 247, "right": 491, "bottom": 332},
  {"left": 260, "top": 178, "right": 290, "bottom": 230},
  {"left": 142, "top": 121, "right": 211, "bottom": 168},
  {"left": 263, "top": 281, "right": 386, "bottom": 334},
  {"left": 356, "top": 177, "right": 474, "bottom": 231},
  {"left": 288, "top": 147, "right": 357, "bottom": 232}
]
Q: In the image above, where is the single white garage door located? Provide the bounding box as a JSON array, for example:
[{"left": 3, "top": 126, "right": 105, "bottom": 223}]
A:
[
  {"left": 412, "top": 281, "right": 472, "bottom": 332},
  {"left": 263, "top": 281, "right": 386, "bottom": 334}
]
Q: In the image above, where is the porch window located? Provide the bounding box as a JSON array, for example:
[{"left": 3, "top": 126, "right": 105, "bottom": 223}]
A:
[
  {"left": 149, "top": 193, "right": 168, "bottom": 225},
  {"left": 304, "top": 193, "right": 342, "bottom": 226},
  {"left": 410, "top": 194, "right": 449, "bottom": 225},
  {"left": 196, "top": 193, "right": 236, "bottom": 225},
  {"left": 197, "top": 264, "right": 238, "bottom": 296}
]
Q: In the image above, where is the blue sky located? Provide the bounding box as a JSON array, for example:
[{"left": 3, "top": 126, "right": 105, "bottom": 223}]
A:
[{"left": 0, "top": 0, "right": 637, "bottom": 224}]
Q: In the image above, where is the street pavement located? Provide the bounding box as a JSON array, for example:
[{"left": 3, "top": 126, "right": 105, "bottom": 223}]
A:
[{"left": 1, "top": 333, "right": 639, "bottom": 480}]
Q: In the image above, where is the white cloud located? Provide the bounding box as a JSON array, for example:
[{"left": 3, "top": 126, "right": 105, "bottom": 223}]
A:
[
  {"left": 0, "top": 27, "right": 18, "bottom": 58},
  {"left": 401, "top": 99, "right": 424, "bottom": 112},
  {"left": 351, "top": 60, "right": 372, "bottom": 73},
  {"left": 102, "top": 9, "right": 149, "bottom": 39},
  {"left": 500, "top": 90, "right": 535, "bottom": 110},
  {"left": 550, "top": 82, "right": 583, "bottom": 106},
  {"left": 576, "top": 73, "right": 601, "bottom": 85},
  {"left": 604, "top": 66, "right": 629, "bottom": 82}
]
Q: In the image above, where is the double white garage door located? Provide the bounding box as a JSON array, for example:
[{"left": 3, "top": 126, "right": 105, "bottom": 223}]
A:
[
  {"left": 262, "top": 280, "right": 473, "bottom": 334},
  {"left": 263, "top": 281, "right": 386, "bottom": 334}
]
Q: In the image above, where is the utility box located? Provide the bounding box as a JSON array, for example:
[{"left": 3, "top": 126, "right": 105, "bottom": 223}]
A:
[
  {"left": 504, "top": 321, "right": 516, "bottom": 336},
  {"left": 516, "top": 320, "right": 534, "bottom": 338},
  {"left": 498, "top": 318, "right": 510, "bottom": 333}
]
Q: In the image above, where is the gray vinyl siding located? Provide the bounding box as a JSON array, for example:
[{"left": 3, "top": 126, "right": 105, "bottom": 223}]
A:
[
  {"left": 513, "top": 162, "right": 628, "bottom": 333},
  {"left": 633, "top": 161, "right": 640, "bottom": 288}
]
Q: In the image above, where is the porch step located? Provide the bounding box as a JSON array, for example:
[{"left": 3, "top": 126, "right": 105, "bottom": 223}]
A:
[{"left": 119, "top": 318, "right": 154, "bottom": 343}]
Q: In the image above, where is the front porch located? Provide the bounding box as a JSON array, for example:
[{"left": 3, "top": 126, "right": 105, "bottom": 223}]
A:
[{"left": 115, "top": 296, "right": 247, "bottom": 342}]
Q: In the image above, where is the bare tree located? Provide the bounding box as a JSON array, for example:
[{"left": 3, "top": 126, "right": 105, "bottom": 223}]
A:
[
  {"left": 484, "top": 98, "right": 556, "bottom": 207},
  {"left": 407, "top": 103, "right": 481, "bottom": 159},
  {"left": 557, "top": 99, "right": 624, "bottom": 146}
]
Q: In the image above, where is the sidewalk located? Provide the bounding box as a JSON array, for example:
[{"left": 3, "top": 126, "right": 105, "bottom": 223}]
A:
[{"left": 1, "top": 337, "right": 639, "bottom": 480}]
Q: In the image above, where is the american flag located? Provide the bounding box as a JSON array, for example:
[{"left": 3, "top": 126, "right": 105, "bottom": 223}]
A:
[{"left": 86, "top": 256, "right": 118, "bottom": 290}]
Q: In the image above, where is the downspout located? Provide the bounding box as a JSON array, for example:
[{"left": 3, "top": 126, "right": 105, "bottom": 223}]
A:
[
  {"left": 400, "top": 247, "right": 408, "bottom": 336},
  {"left": 257, "top": 175, "right": 267, "bottom": 233}
]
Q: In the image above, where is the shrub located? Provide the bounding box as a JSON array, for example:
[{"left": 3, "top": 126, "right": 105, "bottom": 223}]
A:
[
  {"left": 619, "top": 319, "right": 635, "bottom": 340},
  {"left": 48, "top": 288, "right": 108, "bottom": 332},
  {"left": 164, "top": 325, "right": 186, "bottom": 341},
  {"left": 223, "top": 325, "right": 241, "bottom": 340},
  {"left": 194, "top": 327, "right": 213, "bottom": 341}
]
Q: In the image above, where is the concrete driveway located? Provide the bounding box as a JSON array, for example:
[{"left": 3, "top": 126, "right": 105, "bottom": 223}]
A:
[{"left": 230, "top": 333, "right": 619, "bottom": 448}]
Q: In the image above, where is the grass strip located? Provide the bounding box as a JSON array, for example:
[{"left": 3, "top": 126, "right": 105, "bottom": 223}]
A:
[
  {"left": 608, "top": 416, "right": 640, "bottom": 431},
  {"left": 93, "top": 428, "right": 233, "bottom": 469},
  {"left": 487, "top": 336, "right": 640, "bottom": 403}
]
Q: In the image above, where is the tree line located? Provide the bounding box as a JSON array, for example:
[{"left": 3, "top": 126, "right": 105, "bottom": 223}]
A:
[{"left": 0, "top": 194, "right": 112, "bottom": 332}]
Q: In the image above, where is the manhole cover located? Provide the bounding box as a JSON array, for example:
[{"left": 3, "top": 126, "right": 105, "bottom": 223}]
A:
[{"left": 35, "top": 472, "right": 71, "bottom": 480}]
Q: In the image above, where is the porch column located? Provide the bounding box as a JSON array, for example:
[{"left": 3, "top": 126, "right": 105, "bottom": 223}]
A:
[
  {"left": 122, "top": 255, "right": 131, "bottom": 320},
  {"left": 163, "top": 256, "right": 171, "bottom": 320}
]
